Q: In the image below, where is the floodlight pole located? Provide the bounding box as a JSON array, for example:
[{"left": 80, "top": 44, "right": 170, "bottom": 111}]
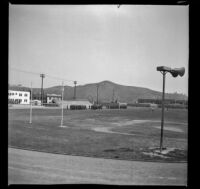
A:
[
  {"left": 96, "top": 84, "right": 99, "bottom": 105},
  {"left": 112, "top": 88, "right": 115, "bottom": 102},
  {"left": 73, "top": 81, "right": 77, "bottom": 100},
  {"left": 160, "top": 71, "right": 166, "bottom": 152},
  {"left": 29, "top": 82, "right": 32, "bottom": 124},
  {"left": 157, "top": 66, "right": 185, "bottom": 153},
  {"left": 40, "top": 74, "right": 45, "bottom": 106},
  {"left": 60, "top": 81, "right": 64, "bottom": 127}
]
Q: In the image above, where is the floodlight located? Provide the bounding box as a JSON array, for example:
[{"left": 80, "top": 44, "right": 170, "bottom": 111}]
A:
[
  {"left": 170, "top": 67, "right": 185, "bottom": 77},
  {"left": 157, "top": 66, "right": 171, "bottom": 72}
]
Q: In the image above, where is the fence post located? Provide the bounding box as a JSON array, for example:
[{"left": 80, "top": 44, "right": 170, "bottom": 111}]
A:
[
  {"left": 60, "top": 81, "right": 64, "bottom": 127},
  {"left": 29, "top": 82, "right": 32, "bottom": 124}
]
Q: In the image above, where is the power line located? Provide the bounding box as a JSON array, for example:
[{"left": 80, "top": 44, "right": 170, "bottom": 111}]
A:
[
  {"left": 10, "top": 67, "right": 39, "bottom": 76},
  {"left": 45, "top": 74, "right": 74, "bottom": 83},
  {"left": 9, "top": 67, "right": 87, "bottom": 85}
]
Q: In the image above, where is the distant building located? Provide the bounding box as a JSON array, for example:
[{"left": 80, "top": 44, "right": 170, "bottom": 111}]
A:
[
  {"left": 31, "top": 99, "right": 41, "bottom": 106},
  {"left": 57, "top": 99, "right": 93, "bottom": 109},
  {"left": 46, "top": 94, "right": 62, "bottom": 104},
  {"left": 119, "top": 102, "right": 127, "bottom": 109},
  {"left": 8, "top": 90, "right": 30, "bottom": 105},
  {"left": 101, "top": 102, "right": 127, "bottom": 109},
  {"left": 137, "top": 98, "right": 188, "bottom": 105},
  {"left": 150, "top": 103, "right": 158, "bottom": 110}
]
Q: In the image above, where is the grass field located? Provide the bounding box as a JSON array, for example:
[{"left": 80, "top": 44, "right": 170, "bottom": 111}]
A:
[{"left": 8, "top": 107, "right": 188, "bottom": 162}]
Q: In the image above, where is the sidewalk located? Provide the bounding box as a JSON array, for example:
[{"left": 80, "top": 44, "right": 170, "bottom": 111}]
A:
[{"left": 8, "top": 147, "right": 187, "bottom": 185}]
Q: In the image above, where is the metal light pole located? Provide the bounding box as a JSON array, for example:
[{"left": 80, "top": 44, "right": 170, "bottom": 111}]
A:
[
  {"left": 29, "top": 82, "right": 33, "bottom": 124},
  {"left": 73, "top": 81, "right": 77, "bottom": 100},
  {"left": 157, "top": 66, "right": 185, "bottom": 153},
  {"left": 60, "top": 81, "right": 65, "bottom": 127},
  {"left": 96, "top": 84, "right": 99, "bottom": 105},
  {"left": 88, "top": 95, "right": 93, "bottom": 104},
  {"left": 160, "top": 71, "right": 166, "bottom": 152},
  {"left": 112, "top": 88, "right": 115, "bottom": 102},
  {"left": 40, "top": 74, "right": 45, "bottom": 105}
]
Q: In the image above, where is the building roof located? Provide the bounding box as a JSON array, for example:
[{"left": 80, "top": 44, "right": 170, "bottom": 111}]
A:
[
  {"left": 68, "top": 99, "right": 91, "bottom": 101},
  {"left": 9, "top": 86, "right": 30, "bottom": 92},
  {"left": 9, "top": 89, "right": 30, "bottom": 93},
  {"left": 31, "top": 99, "right": 41, "bottom": 102},
  {"left": 46, "top": 93, "right": 62, "bottom": 97},
  {"left": 58, "top": 100, "right": 92, "bottom": 106}
]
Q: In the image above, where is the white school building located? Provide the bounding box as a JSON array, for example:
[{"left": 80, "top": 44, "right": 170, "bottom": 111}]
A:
[{"left": 8, "top": 90, "right": 30, "bottom": 105}]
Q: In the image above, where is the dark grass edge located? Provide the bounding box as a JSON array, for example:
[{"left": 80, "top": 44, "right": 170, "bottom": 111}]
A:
[{"left": 8, "top": 145, "right": 187, "bottom": 164}]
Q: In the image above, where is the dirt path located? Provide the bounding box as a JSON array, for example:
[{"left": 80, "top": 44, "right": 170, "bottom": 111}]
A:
[
  {"left": 92, "top": 127, "right": 137, "bottom": 136},
  {"left": 90, "top": 119, "right": 186, "bottom": 135},
  {"left": 8, "top": 148, "right": 187, "bottom": 185}
]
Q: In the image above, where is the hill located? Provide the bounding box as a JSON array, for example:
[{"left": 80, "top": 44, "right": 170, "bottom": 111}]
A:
[{"left": 9, "top": 81, "right": 187, "bottom": 103}]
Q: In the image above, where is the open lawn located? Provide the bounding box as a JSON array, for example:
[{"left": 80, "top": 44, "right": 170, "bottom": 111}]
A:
[{"left": 8, "top": 107, "right": 187, "bottom": 162}]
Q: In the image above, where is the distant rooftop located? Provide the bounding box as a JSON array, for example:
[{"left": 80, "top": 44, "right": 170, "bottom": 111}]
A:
[
  {"left": 68, "top": 99, "right": 91, "bottom": 101},
  {"left": 56, "top": 99, "right": 92, "bottom": 106},
  {"left": 46, "top": 93, "right": 61, "bottom": 97},
  {"left": 9, "top": 85, "right": 30, "bottom": 92}
]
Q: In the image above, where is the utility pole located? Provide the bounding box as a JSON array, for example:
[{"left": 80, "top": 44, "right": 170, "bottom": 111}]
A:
[
  {"left": 96, "top": 84, "right": 99, "bottom": 105},
  {"left": 112, "top": 88, "right": 115, "bottom": 102},
  {"left": 160, "top": 71, "right": 166, "bottom": 152},
  {"left": 60, "top": 81, "right": 65, "bottom": 127},
  {"left": 157, "top": 66, "right": 185, "bottom": 153},
  {"left": 40, "top": 74, "right": 45, "bottom": 105},
  {"left": 73, "top": 81, "right": 77, "bottom": 100},
  {"left": 29, "top": 82, "right": 32, "bottom": 124}
]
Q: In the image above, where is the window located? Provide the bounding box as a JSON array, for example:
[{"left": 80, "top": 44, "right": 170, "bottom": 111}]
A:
[
  {"left": 16, "top": 93, "right": 17, "bottom": 95},
  {"left": 12, "top": 93, "right": 14, "bottom": 95},
  {"left": 24, "top": 99, "right": 27, "bottom": 102},
  {"left": 19, "top": 93, "right": 22, "bottom": 96},
  {"left": 15, "top": 99, "right": 20, "bottom": 104},
  {"left": 24, "top": 94, "right": 27, "bottom": 97}
]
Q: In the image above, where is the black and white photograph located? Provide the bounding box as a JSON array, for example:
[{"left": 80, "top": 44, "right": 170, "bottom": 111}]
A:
[{"left": 8, "top": 4, "right": 188, "bottom": 185}]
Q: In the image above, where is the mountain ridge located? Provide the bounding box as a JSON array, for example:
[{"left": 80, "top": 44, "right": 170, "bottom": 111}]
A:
[{"left": 9, "top": 80, "right": 188, "bottom": 103}]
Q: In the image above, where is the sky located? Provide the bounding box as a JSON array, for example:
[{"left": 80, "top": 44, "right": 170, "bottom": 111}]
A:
[{"left": 9, "top": 4, "right": 188, "bottom": 95}]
